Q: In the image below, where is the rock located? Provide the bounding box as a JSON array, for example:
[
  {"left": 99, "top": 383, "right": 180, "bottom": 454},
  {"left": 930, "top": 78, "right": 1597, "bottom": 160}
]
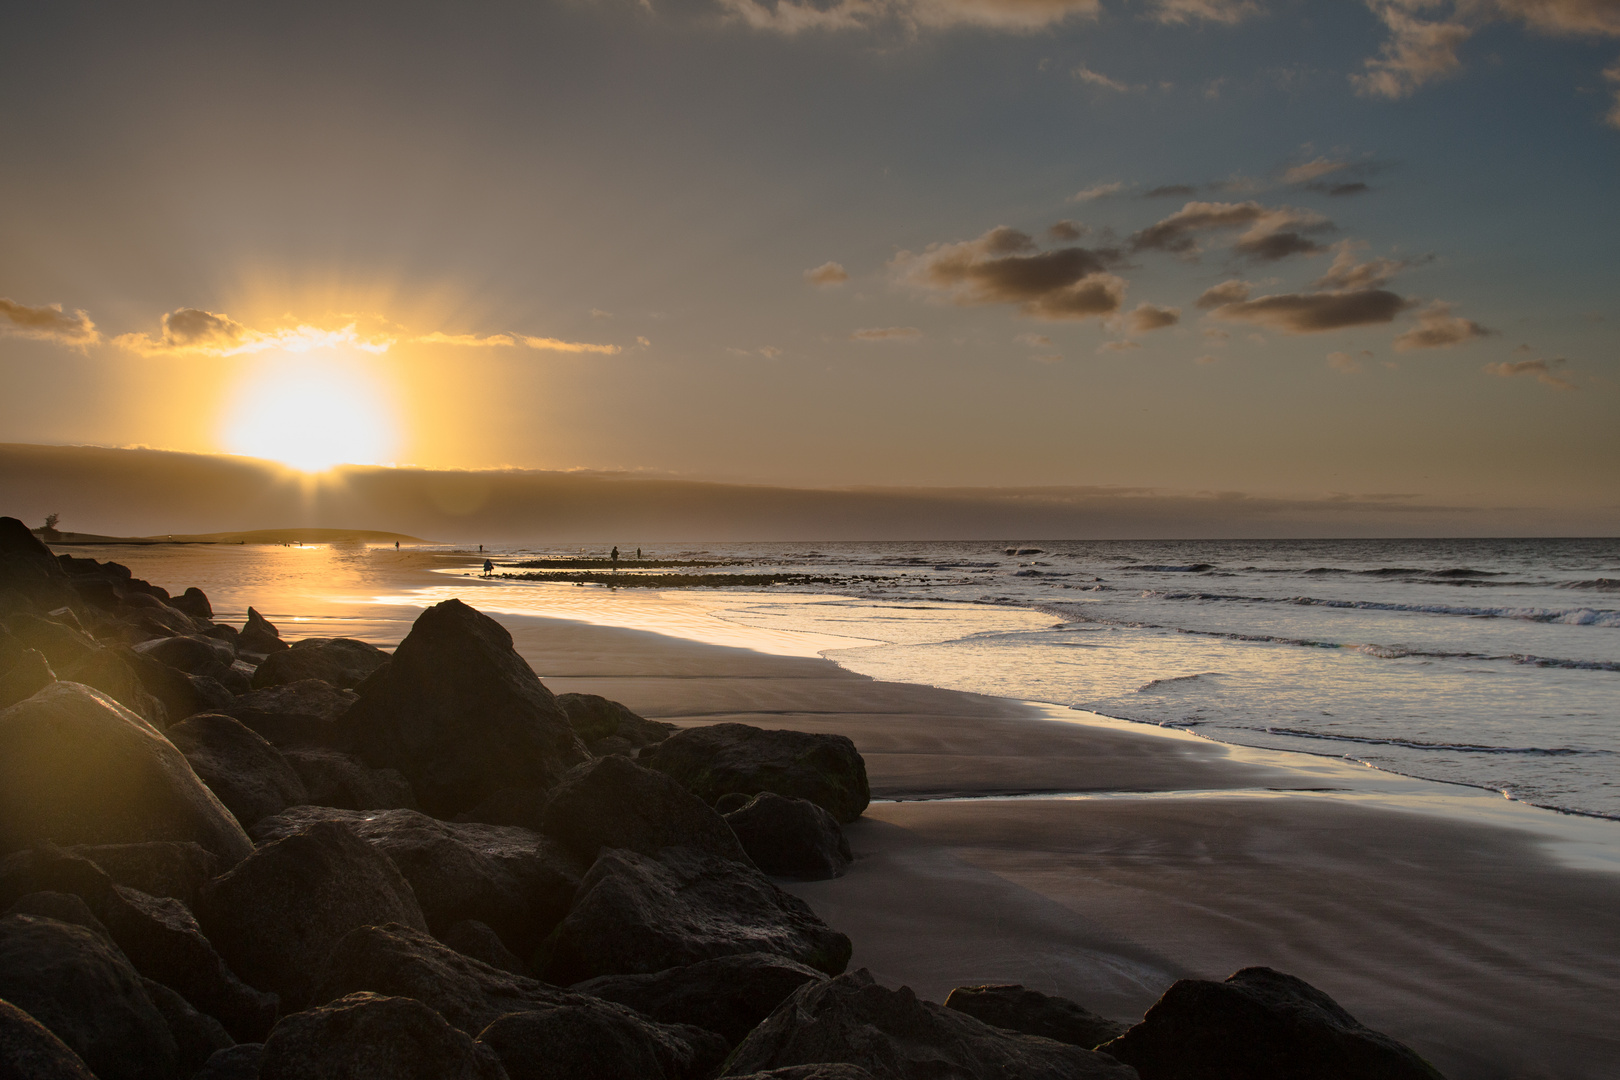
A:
[
  {"left": 5, "top": 890, "right": 113, "bottom": 941},
  {"left": 193, "top": 1043, "right": 265, "bottom": 1080},
  {"left": 252, "top": 806, "right": 580, "bottom": 956},
  {"left": 141, "top": 976, "right": 234, "bottom": 1077},
  {"left": 259, "top": 992, "right": 508, "bottom": 1080},
  {"left": 0, "top": 998, "right": 97, "bottom": 1080},
  {"left": 338, "top": 599, "right": 588, "bottom": 817},
  {"left": 0, "top": 646, "right": 54, "bottom": 708},
  {"left": 282, "top": 747, "right": 420, "bottom": 810},
  {"left": 237, "top": 607, "right": 288, "bottom": 656},
  {"left": 456, "top": 787, "right": 550, "bottom": 833},
  {"left": 197, "top": 819, "right": 428, "bottom": 1009},
  {"left": 441, "top": 919, "right": 531, "bottom": 977},
  {"left": 721, "top": 969, "right": 1137, "bottom": 1080},
  {"left": 725, "top": 793, "right": 852, "bottom": 881},
  {"left": 0, "top": 682, "right": 254, "bottom": 864},
  {"left": 0, "top": 914, "right": 179, "bottom": 1080},
  {"left": 1098, "top": 966, "right": 1446, "bottom": 1080},
  {"left": 165, "top": 714, "right": 308, "bottom": 828},
  {"left": 170, "top": 587, "right": 214, "bottom": 620},
  {"left": 133, "top": 634, "right": 235, "bottom": 676},
  {"left": 113, "top": 645, "right": 235, "bottom": 725},
  {"left": 0, "top": 845, "right": 119, "bottom": 913},
  {"left": 478, "top": 1000, "right": 727, "bottom": 1080},
  {"left": 648, "top": 723, "right": 870, "bottom": 824},
  {"left": 728, "top": 1068, "right": 877, "bottom": 1080},
  {"left": 544, "top": 846, "right": 851, "bottom": 985},
  {"left": 251, "top": 637, "right": 390, "bottom": 690},
  {"left": 541, "top": 754, "right": 752, "bottom": 867},
  {"left": 573, "top": 952, "right": 827, "bottom": 1046},
  {"left": 65, "top": 841, "right": 219, "bottom": 908},
  {"left": 0, "top": 518, "right": 77, "bottom": 607},
  {"left": 55, "top": 647, "right": 168, "bottom": 728},
  {"left": 556, "top": 692, "right": 676, "bottom": 749},
  {"left": 943, "top": 984, "right": 1126, "bottom": 1050},
  {"left": 4, "top": 612, "right": 100, "bottom": 672},
  {"left": 224, "top": 678, "right": 357, "bottom": 747}
]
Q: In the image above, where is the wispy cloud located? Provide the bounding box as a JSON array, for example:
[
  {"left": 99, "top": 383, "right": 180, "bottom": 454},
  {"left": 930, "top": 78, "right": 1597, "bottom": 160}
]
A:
[
  {"left": 805, "top": 261, "right": 850, "bottom": 286},
  {"left": 1150, "top": 0, "right": 1261, "bottom": 25},
  {"left": 713, "top": 0, "right": 1105, "bottom": 34},
  {"left": 1314, "top": 242, "right": 1419, "bottom": 290},
  {"left": 1328, "top": 349, "right": 1374, "bottom": 372},
  {"left": 1126, "top": 302, "right": 1181, "bottom": 331},
  {"left": 416, "top": 331, "right": 518, "bottom": 347},
  {"left": 1200, "top": 280, "right": 1410, "bottom": 332},
  {"left": 1283, "top": 156, "right": 1349, "bottom": 184},
  {"left": 1098, "top": 339, "right": 1142, "bottom": 352},
  {"left": 0, "top": 297, "right": 99, "bottom": 346},
  {"left": 1393, "top": 301, "right": 1490, "bottom": 350},
  {"left": 893, "top": 225, "right": 1127, "bottom": 321},
  {"left": 1132, "top": 200, "right": 1332, "bottom": 260},
  {"left": 518, "top": 336, "right": 622, "bottom": 354},
  {"left": 1485, "top": 357, "right": 1574, "bottom": 389},
  {"left": 852, "top": 326, "right": 923, "bottom": 340},
  {"left": 116, "top": 309, "right": 394, "bottom": 357},
  {"left": 1073, "top": 63, "right": 1130, "bottom": 91},
  {"left": 1070, "top": 181, "right": 1126, "bottom": 202}
]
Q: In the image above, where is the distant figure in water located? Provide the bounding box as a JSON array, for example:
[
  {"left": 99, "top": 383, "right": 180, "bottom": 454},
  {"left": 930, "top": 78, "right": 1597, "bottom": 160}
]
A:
[
  {"left": 611, "top": 546, "right": 620, "bottom": 569},
  {"left": 636, "top": 548, "right": 642, "bottom": 560},
  {"left": 482, "top": 559, "right": 493, "bottom": 577},
  {"left": 394, "top": 541, "right": 399, "bottom": 550}
]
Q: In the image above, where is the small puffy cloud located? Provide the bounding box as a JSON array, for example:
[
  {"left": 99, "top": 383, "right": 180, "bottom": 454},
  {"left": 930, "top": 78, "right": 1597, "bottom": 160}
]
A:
[
  {"left": 1048, "top": 220, "right": 1087, "bottom": 241},
  {"left": 0, "top": 297, "right": 99, "bottom": 345},
  {"left": 892, "top": 225, "right": 1127, "bottom": 321},
  {"left": 1195, "top": 280, "right": 1253, "bottom": 309},
  {"left": 1485, "top": 357, "right": 1574, "bottom": 389},
  {"left": 1328, "top": 349, "right": 1374, "bottom": 372},
  {"left": 1283, "top": 156, "right": 1349, "bottom": 184},
  {"left": 1098, "top": 340, "right": 1141, "bottom": 352},
  {"left": 1126, "top": 302, "right": 1181, "bottom": 331},
  {"left": 1074, "top": 63, "right": 1130, "bottom": 91},
  {"left": 852, "top": 326, "right": 923, "bottom": 340},
  {"left": 1206, "top": 286, "right": 1410, "bottom": 332},
  {"left": 1071, "top": 182, "right": 1125, "bottom": 201},
  {"left": 116, "top": 310, "right": 393, "bottom": 357},
  {"left": 1015, "top": 332, "right": 1054, "bottom": 346},
  {"left": 1393, "top": 301, "right": 1490, "bottom": 350},
  {"left": 805, "top": 261, "right": 850, "bottom": 286},
  {"left": 1132, "top": 200, "right": 1332, "bottom": 260},
  {"left": 1151, "top": 0, "right": 1261, "bottom": 24},
  {"left": 1314, "top": 243, "right": 1414, "bottom": 290}
]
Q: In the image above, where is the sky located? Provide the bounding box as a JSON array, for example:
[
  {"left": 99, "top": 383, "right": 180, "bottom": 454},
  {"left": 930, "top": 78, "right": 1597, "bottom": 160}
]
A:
[{"left": 1, "top": 0, "right": 1617, "bottom": 533}]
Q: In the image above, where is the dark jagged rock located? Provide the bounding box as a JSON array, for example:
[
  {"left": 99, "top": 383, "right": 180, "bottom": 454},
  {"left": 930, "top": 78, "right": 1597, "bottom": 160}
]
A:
[
  {"left": 141, "top": 975, "right": 234, "bottom": 1077},
  {"left": 728, "top": 1068, "right": 878, "bottom": 1080},
  {"left": 224, "top": 678, "right": 358, "bottom": 747},
  {"left": 648, "top": 723, "right": 870, "bottom": 824},
  {"left": 6, "top": 890, "right": 112, "bottom": 941},
  {"left": 133, "top": 634, "right": 235, "bottom": 676},
  {"left": 442, "top": 918, "right": 532, "bottom": 977},
  {"left": 252, "top": 806, "right": 580, "bottom": 956},
  {"left": 0, "top": 914, "right": 178, "bottom": 1080},
  {"left": 944, "top": 984, "right": 1126, "bottom": 1050},
  {"left": 113, "top": 645, "right": 235, "bottom": 725},
  {"left": 721, "top": 969, "right": 1137, "bottom": 1080},
  {"left": 478, "top": 1000, "right": 727, "bottom": 1080},
  {"left": 260, "top": 992, "right": 508, "bottom": 1080},
  {"left": 0, "top": 845, "right": 119, "bottom": 913},
  {"left": 726, "top": 792, "right": 852, "bottom": 881},
  {"left": 55, "top": 647, "right": 168, "bottom": 728},
  {"left": 0, "top": 520, "right": 80, "bottom": 625},
  {"left": 4, "top": 612, "right": 99, "bottom": 672},
  {"left": 1098, "top": 966, "right": 1446, "bottom": 1080},
  {"left": 251, "top": 636, "right": 389, "bottom": 690},
  {"left": 65, "top": 841, "right": 219, "bottom": 909},
  {"left": 193, "top": 1043, "right": 265, "bottom": 1080},
  {"left": 456, "top": 786, "right": 550, "bottom": 833},
  {"left": 197, "top": 819, "right": 427, "bottom": 1009},
  {"left": 237, "top": 607, "right": 288, "bottom": 656},
  {"left": 573, "top": 952, "right": 827, "bottom": 1046},
  {"left": 166, "top": 713, "right": 308, "bottom": 828},
  {"left": 541, "top": 754, "right": 752, "bottom": 867},
  {"left": 0, "top": 998, "right": 97, "bottom": 1080},
  {"left": 338, "top": 599, "right": 589, "bottom": 817},
  {"left": 544, "top": 846, "right": 852, "bottom": 985},
  {"left": 0, "top": 645, "right": 53, "bottom": 708},
  {"left": 170, "top": 587, "right": 214, "bottom": 620},
  {"left": 0, "top": 682, "right": 254, "bottom": 864},
  {"left": 282, "top": 747, "right": 420, "bottom": 810},
  {"left": 556, "top": 692, "right": 677, "bottom": 752}
]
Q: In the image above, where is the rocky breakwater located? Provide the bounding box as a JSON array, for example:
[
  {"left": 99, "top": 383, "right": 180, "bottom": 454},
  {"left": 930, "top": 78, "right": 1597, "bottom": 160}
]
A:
[{"left": 0, "top": 515, "right": 1447, "bottom": 1078}]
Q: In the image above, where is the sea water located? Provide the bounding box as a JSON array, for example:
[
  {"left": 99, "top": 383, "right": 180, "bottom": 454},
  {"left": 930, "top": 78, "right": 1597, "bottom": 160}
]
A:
[{"left": 480, "top": 538, "right": 1620, "bottom": 820}]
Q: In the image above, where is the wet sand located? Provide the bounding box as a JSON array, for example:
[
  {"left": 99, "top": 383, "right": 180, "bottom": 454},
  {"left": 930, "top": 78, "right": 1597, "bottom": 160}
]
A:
[{"left": 81, "top": 544, "right": 1620, "bottom": 1080}]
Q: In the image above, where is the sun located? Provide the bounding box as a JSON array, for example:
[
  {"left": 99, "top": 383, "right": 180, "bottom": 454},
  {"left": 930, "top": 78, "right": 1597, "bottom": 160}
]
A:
[{"left": 222, "top": 356, "right": 398, "bottom": 473}]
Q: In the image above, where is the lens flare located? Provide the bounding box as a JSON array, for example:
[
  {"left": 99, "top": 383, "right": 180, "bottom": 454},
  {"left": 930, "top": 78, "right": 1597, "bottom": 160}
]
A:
[{"left": 223, "top": 356, "right": 397, "bottom": 473}]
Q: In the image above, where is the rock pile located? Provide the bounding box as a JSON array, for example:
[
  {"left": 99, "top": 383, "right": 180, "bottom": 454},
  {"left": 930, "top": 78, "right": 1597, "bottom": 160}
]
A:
[{"left": 0, "top": 516, "right": 1446, "bottom": 1079}]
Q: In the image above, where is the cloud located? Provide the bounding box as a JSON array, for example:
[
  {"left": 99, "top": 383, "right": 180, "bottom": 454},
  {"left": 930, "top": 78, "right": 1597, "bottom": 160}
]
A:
[
  {"left": 1126, "top": 302, "right": 1181, "bottom": 331},
  {"left": 1098, "top": 339, "right": 1141, "bottom": 352},
  {"left": 1144, "top": 184, "right": 1198, "bottom": 198},
  {"left": 1328, "top": 349, "right": 1374, "bottom": 372},
  {"left": 416, "top": 331, "right": 519, "bottom": 347},
  {"left": 1073, "top": 63, "right": 1130, "bottom": 91},
  {"left": 1314, "top": 243, "right": 1414, "bottom": 290},
  {"left": 1195, "top": 280, "right": 1253, "bottom": 309},
  {"left": 1193, "top": 354, "right": 1219, "bottom": 364},
  {"left": 893, "top": 225, "right": 1127, "bottom": 321},
  {"left": 1485, "top": 357, "right": 1574, "bottom": 389},
  {"left": 116, "top": 309, "right": 394, "bottom": 357},
  {"left": 1070, "top": 182, "right": 1126, "bottom": 201},
  {"left": 1048, "top": 220, "right": 1087, "bottom": 241},
  {"left": 1150, "top": 0, "right": 1261, "bottom": 24},
  {"left": 1393, "top": 301, "right": 1490, "bottom": 350},
  {"left": 520, "top": 336, "right": 622, "bottom": 354},
  {"left": 852, "top": 326, "right": 923, "bottom": 340},
  {"left": 1606, "top": 58, "right": 1620, "bottom": 127},
  {"left": 1204, "top": 282, "right": 1411, "bottom": 332},
  {"left": 1015, "top": 332, "right": 1054, "bottom": 346},
  {"left": 1131, "top": 200, "right": 1332, "bottom": 260},
  {"left": 805, "top": 261, "right": 850, "bottom": 286},
  {"left": 1325, "top": 182, "right": 1372, "bottom": 196},
  {"left": 713, "top": 0, "right": 1105, "bottom": 34},
  {"left": 0, "top": 297, "right": 100, "bottom": 345},
  {"left": 1283, "top": 156, "right": 1349, "bottom": 184}
]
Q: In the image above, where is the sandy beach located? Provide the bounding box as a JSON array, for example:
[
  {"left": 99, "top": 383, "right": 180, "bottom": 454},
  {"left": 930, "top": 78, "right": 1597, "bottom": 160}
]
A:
[{"left": 85, "top": 543, "right": 1620, "bottom": 1080}]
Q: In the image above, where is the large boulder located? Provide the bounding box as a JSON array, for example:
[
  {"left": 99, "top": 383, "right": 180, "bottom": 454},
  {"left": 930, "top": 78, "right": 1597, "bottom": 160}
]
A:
[
  {"left": 112, "top": 645, "right": 235, "bottom": 726},
  {"left": 193, "top": 1043, "right": 264, "bottom": 1080},
  {"left": 556, "top": 692, "right": 676, "bottom": 754},
  {"left": 253, "top": 806, "right": 581, "bottom": 956},
  {"left": 282, "top": 747, "right": 419, "bottom": 811},
  {"left": 477, "top": 1001, "right": 726, "bottom": 1080},
  {"left": 540, "top": 754, "right": 752, "bottom": 867},
  {"left": 251, "top": 637, "right": 389, "bottom": 690},
  {"left": 944, "top": 984, "right": 1126, "bottom": 1050},
  {"left": 166, "top": 714, "right": 309, "bottom": 828},
  {"left": 0, "top": 517, "right": 79, "bottom": 615},
  {"left": 1098, "top": 966, "right": 1445, "bottom": 1080},
  {"left": 196, "top": 819, "right": 427, "bottom": 1009},
  {"left": 55, "top": 647, "right": 168, "bottom": 728},
  {"left": 0, "top": 998, "right": 97, "bottom": 1080},
  {"left": 338, "top": 599, "right": 588, "bottom": 817},
  {"left": 0, "top": 646, "right": 54, "bottom": 708},
  {"left": 442, "top": 918, "right": 532, "bottom": 976},
  {"left": 0, "top": 682, "right": 253, "bottom": 864},
  {"left": 573, "top": 952, "right": 827, "bottom": 1046},
  {"left": 544, "top": 846, "right": 852, "bottom": 984},
  {"left": 259, "top": 992, "right": 508, "bottom": 1080},
  {"left": 0, "top": 914, "right": 178, "bottom": 1080},
  {"left": 140, "top": 976, "right": 234, "bottom": 1078},
  {"left": 237, "top": 608, "right": 287, "bottom": 656},
  {"left": 725, "top": 793, "right": 852, "bottom": 881},
  {"left": 3, "top": 612, "right": 99, "bottom": 673},
  {"left": 647, "top": 723, "right": 870, "bottom": 824},
  {"left": 729, "top": 1069, "right": 877, "bottom": 1080},
  {"left": 65, "top": 841, "right": 219, "bottom": 908},
  {"left": 721, "top": 969, "right": 1137, "bottom": 1080},
  {"left": 224, "top": 679, "right": 357, "bottom": 747},
  {"left": 132, "top": 634, "right": 235, "bottom": 676}
]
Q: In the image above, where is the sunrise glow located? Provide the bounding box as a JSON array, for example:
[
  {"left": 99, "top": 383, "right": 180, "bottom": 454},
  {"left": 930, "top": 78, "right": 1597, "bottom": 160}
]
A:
[{"left": 221, "top": 356, "right": 397, "bottom": 473}]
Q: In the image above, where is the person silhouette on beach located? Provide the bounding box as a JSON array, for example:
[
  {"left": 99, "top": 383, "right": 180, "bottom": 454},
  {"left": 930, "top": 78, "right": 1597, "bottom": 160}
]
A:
[
  {"left": 636, "top": 548, "right": 642, "bottom": 560},
  {"left": 482, "top": 558, "right": 493, "bottom": 577},
  {"left": 611, "top": 546, "right": 619, "bottom": 569}
]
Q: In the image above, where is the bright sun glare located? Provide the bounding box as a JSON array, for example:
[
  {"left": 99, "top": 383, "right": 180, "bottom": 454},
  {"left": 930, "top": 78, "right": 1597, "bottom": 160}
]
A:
[{"left": 223, "top": 358, "right": 397, "bottom": 473}]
